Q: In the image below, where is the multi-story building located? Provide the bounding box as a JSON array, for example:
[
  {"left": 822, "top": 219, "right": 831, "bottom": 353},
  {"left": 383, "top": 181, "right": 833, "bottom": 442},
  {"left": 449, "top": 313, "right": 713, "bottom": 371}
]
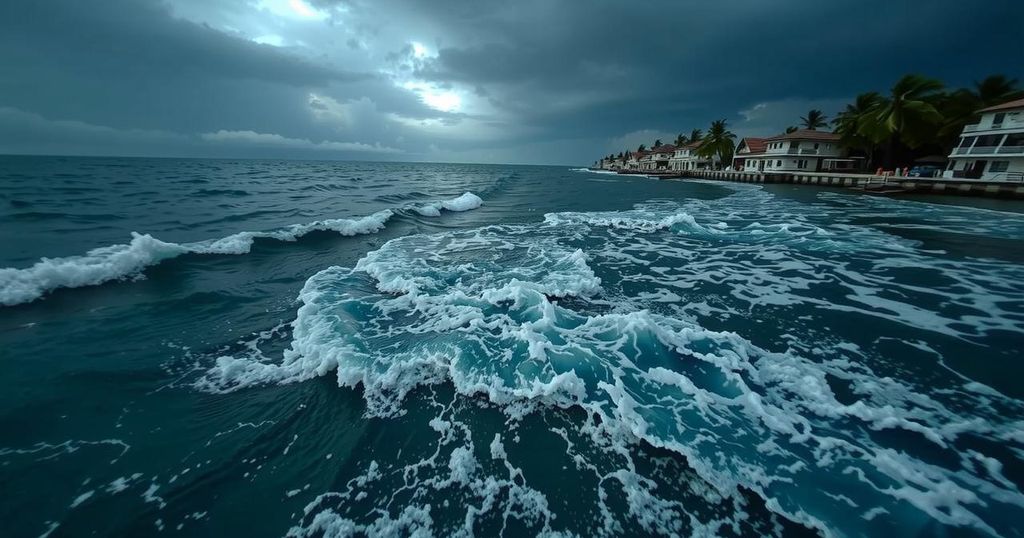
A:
[
  {"left": 732, "top": 137, "right": 767, "bottom": 170},
  {"left": 943, "top": 97, "right": 1024, "bottom": 182},
  {"left": 669, "top": 141, "right": 716, "bottom": 171},
  {"left": 640, "top": 144, "right": 676, "bottom": 171},
  {"left": 739, "top": 129, "right": 859, "bottom": 172}
]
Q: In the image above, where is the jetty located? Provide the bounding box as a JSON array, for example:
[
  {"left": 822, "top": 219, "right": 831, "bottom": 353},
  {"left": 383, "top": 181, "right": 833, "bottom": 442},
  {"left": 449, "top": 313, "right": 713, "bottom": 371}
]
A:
[{"left": 669, "top": 169, "right": 1024, "bottom": 199}]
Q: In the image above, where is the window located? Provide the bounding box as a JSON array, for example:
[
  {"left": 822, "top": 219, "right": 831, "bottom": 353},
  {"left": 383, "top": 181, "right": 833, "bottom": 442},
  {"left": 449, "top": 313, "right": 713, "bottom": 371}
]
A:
[
  {"left": 776, "top": 160, "right": 782, "bottom": 167},
  {"left": 993, "top": 113, "right": 1006, "bottom": 126},
  {"left": 991, "top": 161, "right": 1010, "bottom": 172},
  {"left": 813, "top": 143, "right": 819, "bottom": 150}
]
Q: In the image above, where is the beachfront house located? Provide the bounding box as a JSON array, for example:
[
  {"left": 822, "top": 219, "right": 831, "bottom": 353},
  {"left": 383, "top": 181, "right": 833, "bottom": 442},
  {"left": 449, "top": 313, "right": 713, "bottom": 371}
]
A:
[
  {"left": 739, "top": 130, "right": 860, "bottom": 172},
  {"left": 943, "top": 97, "right": 1024, "bottom": 182},
  {"left": 641, "top": 144, "right": 676, "bottom": 171},
  {"left": 732, "top": 137, "right": 767, "bottom": 170},
  {"left": 669, "top": 142, "right": 716, "bottom": 171},
  {"left": 626, "top": 151, "right": 645, "bottom": 170}
]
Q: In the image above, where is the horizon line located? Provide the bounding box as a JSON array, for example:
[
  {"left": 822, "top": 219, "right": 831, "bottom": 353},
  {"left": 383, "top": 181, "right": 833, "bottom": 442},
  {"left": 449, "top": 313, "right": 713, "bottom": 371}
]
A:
[{"left": 0, "top": 151, "right": 581, "bottom": 168}]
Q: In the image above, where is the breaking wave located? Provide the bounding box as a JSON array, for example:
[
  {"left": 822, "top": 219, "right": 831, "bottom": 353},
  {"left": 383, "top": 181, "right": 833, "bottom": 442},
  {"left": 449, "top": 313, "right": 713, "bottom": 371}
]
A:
[
  {"left": 0, "top": 192, "right": 484, "bottom": 306},
  {"left": 197, "top": 190, "right": 1024, "bottom": 537},
  {"left": 411, "top": 192, "right": 484, "bottom": 217}
]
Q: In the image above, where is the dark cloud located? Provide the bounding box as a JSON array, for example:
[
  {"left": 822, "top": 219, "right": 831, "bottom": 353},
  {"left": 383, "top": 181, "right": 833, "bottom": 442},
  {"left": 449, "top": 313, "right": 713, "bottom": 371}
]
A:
[{"left": 0, "top": 0, "right": 1021, "bottom": 164}]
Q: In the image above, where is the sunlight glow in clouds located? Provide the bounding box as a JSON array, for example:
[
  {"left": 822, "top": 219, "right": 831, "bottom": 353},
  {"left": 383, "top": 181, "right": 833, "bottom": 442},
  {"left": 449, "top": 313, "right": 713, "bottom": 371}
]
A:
[
  {"left": 257, "top": 0, "right": 328, "bottom": 20},
  {"left": 402, "top": 81, "right": 462, "bottom": 113},
  {"left": 411, "top": 42, "right": 429, "bottom": 59}
]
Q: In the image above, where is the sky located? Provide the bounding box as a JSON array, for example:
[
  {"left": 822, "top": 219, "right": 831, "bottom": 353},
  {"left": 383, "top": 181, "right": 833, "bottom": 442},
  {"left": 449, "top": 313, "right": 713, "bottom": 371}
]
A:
[{"left": 1, "top": 0, "right": 1021, "bottom": 165}]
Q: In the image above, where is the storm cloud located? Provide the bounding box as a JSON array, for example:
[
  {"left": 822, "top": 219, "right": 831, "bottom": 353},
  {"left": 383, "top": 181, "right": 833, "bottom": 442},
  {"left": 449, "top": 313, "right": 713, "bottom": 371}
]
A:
[{"left": 1, "top": 0, "right": 1021, "bottom": 164}]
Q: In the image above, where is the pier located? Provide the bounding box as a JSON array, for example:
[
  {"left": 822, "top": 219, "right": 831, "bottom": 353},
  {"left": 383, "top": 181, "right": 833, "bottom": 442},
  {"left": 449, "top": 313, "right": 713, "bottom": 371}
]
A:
[{"left": 670, "top": 169, "right": 1024, "bottom": 199}]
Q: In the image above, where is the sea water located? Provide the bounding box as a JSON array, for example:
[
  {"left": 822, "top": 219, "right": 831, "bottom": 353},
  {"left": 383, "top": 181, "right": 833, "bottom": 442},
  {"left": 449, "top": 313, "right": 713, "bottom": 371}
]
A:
[{"left": 1, "top": 156, "right": 1023, "bottom": 537}]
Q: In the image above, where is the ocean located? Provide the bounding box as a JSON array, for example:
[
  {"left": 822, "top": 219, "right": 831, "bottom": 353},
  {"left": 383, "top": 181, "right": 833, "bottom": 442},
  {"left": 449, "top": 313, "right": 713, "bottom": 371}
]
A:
[{"left": 1, "top": 155, "right": 1023, "bottom": 537}]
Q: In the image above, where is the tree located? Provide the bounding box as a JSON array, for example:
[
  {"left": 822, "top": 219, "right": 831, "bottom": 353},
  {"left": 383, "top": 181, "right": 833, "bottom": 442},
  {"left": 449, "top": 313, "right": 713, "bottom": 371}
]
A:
[
  {"left": 697, "top": 119, "right": 737, "bottom": 169},
  {"left": 785, "top": 126, "right": 798, "bottom": 134},
  {"left": 833, "top": 92, "right": 885, "bottom": 168},
  {"left": 974, "top": 74, "right": 1024, "bottom": 106},
  {"left": 861, "top": 74, "right": 944, "bottom": 152},
  {"left": 637, "top": 144, "right": 646, "bottom": 153},
  {"left": 674, "top": 133, "right": 687, "bottom": 146},
  {"left": 800, "top": 109, "right": 828, "bottom": 130},
  {"left": 937, "top": 75, "right": 1024, "bottom": 148},
  {"left": 653, "top": 139, "right": 663, "bottom": 148},
  {"left": 688, "top": 129, "right": 703, "bottom": 144}
]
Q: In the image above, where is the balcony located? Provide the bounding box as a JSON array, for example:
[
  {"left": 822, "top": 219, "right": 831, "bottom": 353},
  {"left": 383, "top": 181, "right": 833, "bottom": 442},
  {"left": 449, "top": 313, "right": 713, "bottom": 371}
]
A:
[
  {"left": 953, "top": 145, "right": 1024, "bottom": 156},
  {"left": 961, "top": 118, "right": 1024, "bottom": 133}
]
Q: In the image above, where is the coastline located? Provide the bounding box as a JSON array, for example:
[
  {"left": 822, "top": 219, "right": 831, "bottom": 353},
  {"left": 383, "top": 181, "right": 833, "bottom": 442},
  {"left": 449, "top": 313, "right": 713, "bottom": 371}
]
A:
[{"left": 586, "top": 166, "right": 1024, "bottom": 199}]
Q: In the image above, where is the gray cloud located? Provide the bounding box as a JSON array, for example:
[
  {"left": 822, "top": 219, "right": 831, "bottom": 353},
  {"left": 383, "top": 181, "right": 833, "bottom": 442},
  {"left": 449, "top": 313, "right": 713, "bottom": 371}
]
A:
[{"left": 1, "top": 0, "right": 1022, "bottom": 165}]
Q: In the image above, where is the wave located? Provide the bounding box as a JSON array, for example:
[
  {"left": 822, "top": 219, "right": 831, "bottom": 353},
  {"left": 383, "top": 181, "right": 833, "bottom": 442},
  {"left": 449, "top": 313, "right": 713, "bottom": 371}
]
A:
[
  {"left": 410, "top": 192, "right": 483, "bottom": 217},
  {"left": 569, "top": 167, "right": 620, "bottom": 176},
  {"left": 0, "top": 192, "right": 485, "bottom": 307},
  {"left": 197, "top": 213, "right": 1024, "bottom": 537}
]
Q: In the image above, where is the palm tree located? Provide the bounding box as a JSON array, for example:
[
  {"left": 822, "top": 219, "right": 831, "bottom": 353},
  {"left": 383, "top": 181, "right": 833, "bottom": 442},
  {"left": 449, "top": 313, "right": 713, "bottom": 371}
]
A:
[
  {"left": 800, "top": 109, "right": 828, "bottom": 130},
  {"left": 974, "top": 74, "right": 1024, "bottom": 106},
  {"left": 688, "top": 129, "right": 703, "bottom": 144},
  {"left": 674, "top": 133, "right": 687, "bottom": 146},
  {"left": 653, "top": 139, "right": 663, "bottom": 148},
  {"left": 637, "top": 144, "right": 646, "bottom": 153},
  {"left": 861, "top": 74, "right": 944, "bottom": 152},
  {"left": 937, "top": 75, "right": 1024, "bottom": 148},
  {"left": 785, "top": 126, "right": 799, "bottom": 134},
  {"left": 697, "top": 119, "right": 737, "bottom": 169},
  {"left": 833, "top": 92, "right": 885, "bottom": 168}
]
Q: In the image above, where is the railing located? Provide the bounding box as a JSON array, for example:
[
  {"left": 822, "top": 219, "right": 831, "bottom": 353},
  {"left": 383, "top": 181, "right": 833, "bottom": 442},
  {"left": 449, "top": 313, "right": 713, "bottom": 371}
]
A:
[
  {"left": 950, "top": 146, "right": 1001, "bottom": 155},
  {"left": 954, "top": 145, "right": 1024, "bottom": 155},
  {"left": 961, "top": 119, "right": 1024, "bottom": 132}
]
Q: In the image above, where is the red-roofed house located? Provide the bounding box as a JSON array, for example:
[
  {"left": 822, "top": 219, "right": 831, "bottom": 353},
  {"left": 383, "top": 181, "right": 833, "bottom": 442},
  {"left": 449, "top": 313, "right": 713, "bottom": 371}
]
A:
[
  {"left": 738, "top": 130, "right": 860, "bottom": 172},
  {"left": 626, "top": 151, "right": 647, "bottom": 170},
  {"left": 639, "top": 145, "right": 677, "bottom": 171},
  {"left": 943, "top": 97, "right": 1024, "bottom": 181},
  {"left": 732, "top": 137, "right": 767, "bottom": 170}
]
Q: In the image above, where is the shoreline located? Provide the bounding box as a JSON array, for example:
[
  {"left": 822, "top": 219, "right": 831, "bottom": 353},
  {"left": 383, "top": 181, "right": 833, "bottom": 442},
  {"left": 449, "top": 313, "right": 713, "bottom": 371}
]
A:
[{"left": 586, "top": 167, "right": 1024, "bottom": 199}]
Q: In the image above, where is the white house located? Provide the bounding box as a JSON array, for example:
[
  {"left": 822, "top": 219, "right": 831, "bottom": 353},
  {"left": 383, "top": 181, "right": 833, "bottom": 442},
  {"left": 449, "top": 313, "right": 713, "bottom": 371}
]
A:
[
  {"left": 740, "top": 130, "right": 859, "bottom": 172},
  {"left": 640, "top": 145, "right": 675, "bottom": 171},
  {"left": 626, "top": 151, "right": 645, "bottom": 170},
  {"left": 732, "top": 137, "right": 767, "bottom": 170},
  {"left": 669, "top": 141, "right": 716, "bottom": 171},
  {"left": 943, "top": 97, "right": 1024, "bottom": 182}
]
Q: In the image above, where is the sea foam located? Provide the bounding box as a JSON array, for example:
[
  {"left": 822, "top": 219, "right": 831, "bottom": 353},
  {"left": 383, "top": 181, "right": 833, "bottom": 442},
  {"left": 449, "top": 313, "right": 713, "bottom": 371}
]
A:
[
  {"left": 199, "top": 197, "right": 1024, "bottom": 536},
  {"left": 0, "top": 192, "right": 485, "bottom": 306},
  {"left": 411, "top": 192, "right": 483, "bottom": 217}
]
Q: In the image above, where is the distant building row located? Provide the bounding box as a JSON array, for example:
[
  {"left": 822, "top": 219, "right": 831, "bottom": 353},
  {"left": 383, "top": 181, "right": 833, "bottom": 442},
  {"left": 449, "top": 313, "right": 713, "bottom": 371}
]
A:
[
  {"left": 595, "top": 97, "right": 1024, "bottom": 183},
  {"left": 597, "top": 129, "right": 863, "bottom": 174}
]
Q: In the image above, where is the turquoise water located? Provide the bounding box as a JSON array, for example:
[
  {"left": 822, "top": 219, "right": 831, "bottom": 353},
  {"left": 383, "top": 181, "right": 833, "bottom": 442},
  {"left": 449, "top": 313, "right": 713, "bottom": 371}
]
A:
[{"left": 1, "top": 156, "right": 1023, "bottom": 537}]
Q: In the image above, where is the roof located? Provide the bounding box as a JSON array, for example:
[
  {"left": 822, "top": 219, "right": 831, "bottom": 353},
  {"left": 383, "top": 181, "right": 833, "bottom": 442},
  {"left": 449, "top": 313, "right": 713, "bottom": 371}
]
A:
[
  {"left": 675, "top": 141, "right": 703, "bottom": 151},
  {"left": 765, "top": 129, "right": 840, "bottom": 142},
  {"left": 651, "top": 144, "right": 677, "bottom": 153},
  {"left": 737, "top": 137, "right": 767, "bottom": 154},
  {"left": 978, "top": 97, "right": 1024, "bottom": 113}
]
